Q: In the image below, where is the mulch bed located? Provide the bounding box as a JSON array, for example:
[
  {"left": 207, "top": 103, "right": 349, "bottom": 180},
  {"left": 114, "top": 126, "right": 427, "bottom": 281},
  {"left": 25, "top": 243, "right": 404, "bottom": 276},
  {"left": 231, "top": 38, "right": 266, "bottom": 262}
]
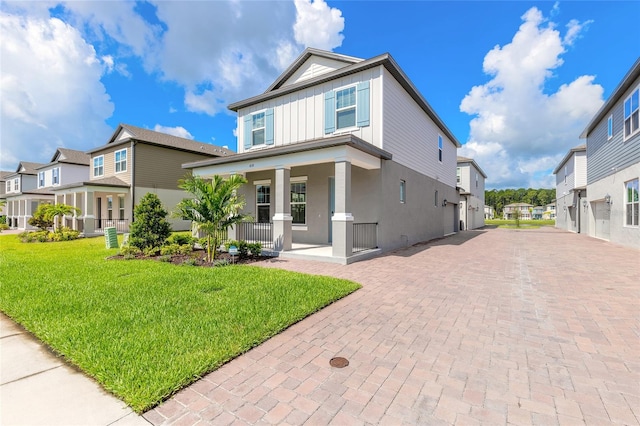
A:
[{"left": 108, "top": 248, "right": 276, "bottom": 266}]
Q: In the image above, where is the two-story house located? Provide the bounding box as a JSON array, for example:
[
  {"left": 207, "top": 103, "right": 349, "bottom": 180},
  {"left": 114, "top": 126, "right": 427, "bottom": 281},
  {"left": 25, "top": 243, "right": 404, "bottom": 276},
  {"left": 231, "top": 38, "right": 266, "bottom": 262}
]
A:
[
  {"left": 503, "top": 203, "right": 533, "bottom": 220},
  {"left": 457, "top": 156, "right": 487, "bottom": 230},
  {"left": 184, "top": 48, "right": 462, "bottom": 264},
  {"left": 543, "top": 202, "right": 556, "bottom": 220},
  {"left": 0, "top": 171, "right": 12, "bottom": 218},
  {"left": 51, "top": 124, "right": 233, "bottom": 235},
  {"left": 579, "top": 58, "right": 639, "bottom": 249},
  {"left": 4, "top": 162, "right": 53, "bottom": 230},
  {"left": 553, "top": 144, "right": 587, "bottom": 233},
  {"left": 32, "top": 148, "right": 91, "bottom": 229}
]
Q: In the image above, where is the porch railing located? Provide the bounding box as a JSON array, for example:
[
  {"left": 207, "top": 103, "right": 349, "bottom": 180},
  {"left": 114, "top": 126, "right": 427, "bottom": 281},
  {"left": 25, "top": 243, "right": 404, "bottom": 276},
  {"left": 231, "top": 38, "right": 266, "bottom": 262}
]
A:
[
  {"left": 236, "top": 222, "right": 273, "bottom": 249},
  {"left": 353, "top": 222, "right": 378, "bottom": 253},
  {"left": 95, "top": 219, "right": 129, "bottom": 234}
]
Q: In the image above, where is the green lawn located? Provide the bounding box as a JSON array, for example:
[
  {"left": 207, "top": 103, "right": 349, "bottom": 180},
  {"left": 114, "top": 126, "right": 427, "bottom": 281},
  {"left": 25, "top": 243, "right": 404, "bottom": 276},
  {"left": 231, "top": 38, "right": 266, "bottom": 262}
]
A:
[
  {"left": 485, "top": 219, "right": 555, "bottom": 228},
  {"left": 0, "top": 234, "right": 360, "bottom": 413}
]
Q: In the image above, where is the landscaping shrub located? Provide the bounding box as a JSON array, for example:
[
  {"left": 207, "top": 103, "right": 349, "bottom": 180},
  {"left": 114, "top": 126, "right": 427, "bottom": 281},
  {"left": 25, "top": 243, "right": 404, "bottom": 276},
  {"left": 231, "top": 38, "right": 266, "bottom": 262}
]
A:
[
  {"left": 167, "top": 233, "right": 194, "bottom": 246},
  {"left": 119, "top": 245, "right": 141, "bottom": 257},
  {"left": 129, "top": 193, "right": 172, "bottom": 250},
  {"left": 28, "top": 204, "right": 54, "bottom": 230},
  {"left": 160, "top": 244, "right": 193, "bottom": 256},
  {"left": 226, "top": 240, "right": 261, "bottom": 258},
  {"left": 18, "top": 227, "right": 80, "bottom": 243}
]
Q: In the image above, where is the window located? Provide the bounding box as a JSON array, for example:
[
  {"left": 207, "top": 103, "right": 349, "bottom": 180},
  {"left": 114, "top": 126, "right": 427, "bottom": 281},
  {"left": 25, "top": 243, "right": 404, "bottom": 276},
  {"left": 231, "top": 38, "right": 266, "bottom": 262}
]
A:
[
  {"left": 438, "top": 135, "right": 443, "bottom": 162},
  {"left": 564, "top": 166, "right": 567, "bottom": 184},
  {"left": 475, "top": 172, "right": 478, "bottom": 188},
  {"left": 38, "top": 171, "right": 45, "bottom": 188},
  {"left": 290, "top": 181, "right": 306, "bottom": 225},
  {"left": 456, "top": 168, "right": 461, "bottom": 184},
  {"left": 336, "top": 86, "right": 356, "bottom": 129},
  {"left": 118, "top": 195, "right": 125, "bottom": 220},
  {"left": 93, "top": 156, "right": 104, "bottom": 177},
  {"left": 107, "top": 196, "right": 113, "bottom": 220},
  {"left": 434, "top": 190, "right": 438, "bottom": 207},
  {"left": 400, "top": 180, "right": 406, "bottom": 203},
  {"left": 624, "top": 87, "right": 639, "bottom": 139},
  {"left": 607, "top": 115, "right": 613, "bottom": 140},
  {"left": 13, "top": 178, "right": 19, "bottom": 191},
  {"left": 6, "top": 181, "right": 10, "bottom": 193},
  {"left": 252, "top": 112, "right": 265, "bottom": 146},
  {"left": 114, "top": 149, "right": 127, "bottom": 173},
  {"left": 52, "top": 167, "right": 59, "bottom": 185},
  {"left": 256, "top": 184, "right": 271, "bottom": 223},
  {"left": 625, "top": 178, "right": 639, "bottom": 226}
]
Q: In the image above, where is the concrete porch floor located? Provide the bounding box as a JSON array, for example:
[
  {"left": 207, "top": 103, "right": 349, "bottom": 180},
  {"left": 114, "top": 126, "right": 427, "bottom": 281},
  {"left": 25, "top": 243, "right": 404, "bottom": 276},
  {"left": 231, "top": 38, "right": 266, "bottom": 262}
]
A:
[{"left": 275, "top": 243, "right": 381, "bottom": 265}]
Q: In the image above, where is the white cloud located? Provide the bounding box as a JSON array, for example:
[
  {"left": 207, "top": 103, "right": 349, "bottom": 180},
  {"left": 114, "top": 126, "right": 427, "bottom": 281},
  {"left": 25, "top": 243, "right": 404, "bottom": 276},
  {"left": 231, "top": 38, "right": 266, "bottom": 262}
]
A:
[
  {"left": 0, "top": 12, "right": 113, "bottom": 170},
  {"left": 153, "top": 125, "right": 194, "bottom": 140},
  {"left": 293, "top": 0, "right": 344, "bottom": 50},
  {"left": 459, "top": 6, "right": 603, "bottom": 189}
]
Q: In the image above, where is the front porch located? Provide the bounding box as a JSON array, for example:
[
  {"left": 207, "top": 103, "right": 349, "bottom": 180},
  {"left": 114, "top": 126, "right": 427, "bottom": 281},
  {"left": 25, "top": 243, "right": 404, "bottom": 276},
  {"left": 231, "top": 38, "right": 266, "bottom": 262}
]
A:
[{"left": 185, "top": 135, "right": 391, "bottom": 264}]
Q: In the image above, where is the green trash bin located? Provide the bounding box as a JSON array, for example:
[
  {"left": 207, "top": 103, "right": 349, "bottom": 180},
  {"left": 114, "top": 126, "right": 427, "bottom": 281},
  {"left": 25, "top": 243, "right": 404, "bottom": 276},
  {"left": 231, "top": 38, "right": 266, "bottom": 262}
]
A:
[{"left": 104, "top": 227, "right": 118, "bottom": 249}]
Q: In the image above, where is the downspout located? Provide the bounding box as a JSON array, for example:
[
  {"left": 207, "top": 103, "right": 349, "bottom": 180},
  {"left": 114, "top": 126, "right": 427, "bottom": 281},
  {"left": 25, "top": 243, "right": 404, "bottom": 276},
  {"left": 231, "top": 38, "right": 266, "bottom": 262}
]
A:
[
  {"left": 131, "top": 140, "right": 135, "bottom": 223},
  {"left": 576, "top": 189, "right": 581, "bottom": 233}
]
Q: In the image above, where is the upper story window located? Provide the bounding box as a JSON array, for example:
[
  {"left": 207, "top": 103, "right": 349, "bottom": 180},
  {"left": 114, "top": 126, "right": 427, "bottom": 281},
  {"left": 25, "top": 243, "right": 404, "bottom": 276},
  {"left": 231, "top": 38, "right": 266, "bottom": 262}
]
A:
[
  {"left": 252, "top": 112, "right": 265, "bottom": 146},
  {"left": 243, "top": 109, "right": 274, "bottom": 150},
  {"left": 336, "top": 86, "right": 356, "bottom": 129},
  {"left": 13, "top": 178, "right": 19, "bottom": 192},
  {"left": 115, "top": 149, "right": 127, "bottom": 173},
  {"left": 324, "top": 81, "right": 370, "bottom": 134},
  {"left": 607, "top": 115, "right": 613, "bottom": 140},
  {"left": 475, "top": 172, "right": 478, "bottom": 188},
  {"left": 438, "top": 135, "right": 443, "bottom": 162},
  {"left": 5, "top": 181, "right": 10, "bottom": 193},
  {"left": 93, "top": 156, "right": 104, "bottom": 177},
  {"left": 625, "top": 178, "right": 639, "bottom": 226},
  {"left": 400, "top": 180, "right": 406, "bottom": 203},
  {"left": 38, "top": 171, "right": 45, "bottom": 188},
  {"left": 456, "top": 168, "right": 461, "bottom": 184},
  {"left": 564, "top": 166, "right": 568, "bottom": 184},
  {"left": 52, "top": 167, "right": 60, "bottom": 185},
  {"left": 624, "top": 86, "right": 639, "bottom": 139}
]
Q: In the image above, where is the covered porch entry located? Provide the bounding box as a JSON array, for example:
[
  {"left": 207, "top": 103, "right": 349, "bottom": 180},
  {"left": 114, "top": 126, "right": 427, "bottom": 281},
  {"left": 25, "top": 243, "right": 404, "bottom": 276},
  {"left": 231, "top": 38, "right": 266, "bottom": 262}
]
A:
[{"left": 185, "top": 135, "right": 392, "bottom": 264}]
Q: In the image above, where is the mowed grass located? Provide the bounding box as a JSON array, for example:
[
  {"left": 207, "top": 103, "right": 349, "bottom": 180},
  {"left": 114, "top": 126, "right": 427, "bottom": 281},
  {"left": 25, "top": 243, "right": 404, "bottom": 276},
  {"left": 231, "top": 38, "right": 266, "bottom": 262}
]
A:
[
  {"left": 0, "top": 234, "right": 360, "bottom": 412},
  {"left": 485, "top": 219, "right": 555, "bottom": 228}
]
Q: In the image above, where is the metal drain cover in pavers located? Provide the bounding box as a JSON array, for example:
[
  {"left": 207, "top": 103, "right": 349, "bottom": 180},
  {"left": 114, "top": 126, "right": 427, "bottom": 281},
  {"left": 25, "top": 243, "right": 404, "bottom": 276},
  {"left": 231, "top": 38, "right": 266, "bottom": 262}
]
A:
[{"left": 330, "top": 357, "right": 349, "bottom": 368}]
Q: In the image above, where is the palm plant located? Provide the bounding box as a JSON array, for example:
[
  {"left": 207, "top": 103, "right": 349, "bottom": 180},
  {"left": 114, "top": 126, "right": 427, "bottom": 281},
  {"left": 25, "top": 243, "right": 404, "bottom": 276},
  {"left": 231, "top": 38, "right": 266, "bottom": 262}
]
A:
[
  {"left": 174, "top": 174, "right": 249, "bottom": 263},
  {"left": 44, "top": 204, "right": 80, "bottom": 230}
]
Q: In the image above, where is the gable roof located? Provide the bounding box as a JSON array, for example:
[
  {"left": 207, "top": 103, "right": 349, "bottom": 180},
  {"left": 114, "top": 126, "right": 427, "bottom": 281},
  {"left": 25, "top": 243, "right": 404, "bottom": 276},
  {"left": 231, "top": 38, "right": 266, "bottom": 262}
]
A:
[
  {"left": 552, "top": 144, "right": 586, "bottom": 174},
  {"left": 266, "top": 48, "right": 364, "bottom": 92},
  {"left": 0, "top": 171, "right": 12, "bottom": 181},
  {"left": 14, "top": 162, "right": 45, "bottom": 175},
  {"left": 87, "top": 123, "right": 235, "bottom": 157},
  {"left": 228, "top": 50, "right": 462, "bottom": 148},
  {"left": 35, "top": 148, "right": 91, "bottom": 170},
  {"left": 580, "top": 57, "right": 640, "bottom": 139},
  {"left": 456, "top": 156, "right": 487, "bottom": 178}
]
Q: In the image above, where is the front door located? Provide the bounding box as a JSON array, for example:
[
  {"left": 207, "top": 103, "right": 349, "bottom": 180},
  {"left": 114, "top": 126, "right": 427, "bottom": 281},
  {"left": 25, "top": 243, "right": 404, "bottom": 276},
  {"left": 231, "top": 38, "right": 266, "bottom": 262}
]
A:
[
  {"left": 328, "top": 177, "right": 335, "bottom": 243},
  {"left": 96, "top": 197, "right": 102, "bottom": 229}
]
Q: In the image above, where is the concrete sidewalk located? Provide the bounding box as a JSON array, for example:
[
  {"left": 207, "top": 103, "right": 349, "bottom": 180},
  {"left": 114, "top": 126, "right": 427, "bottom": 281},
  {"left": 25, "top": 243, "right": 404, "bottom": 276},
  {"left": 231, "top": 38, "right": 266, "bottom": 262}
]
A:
[{"left": 0, "top": 313, "right": 149, "bottom": 426}]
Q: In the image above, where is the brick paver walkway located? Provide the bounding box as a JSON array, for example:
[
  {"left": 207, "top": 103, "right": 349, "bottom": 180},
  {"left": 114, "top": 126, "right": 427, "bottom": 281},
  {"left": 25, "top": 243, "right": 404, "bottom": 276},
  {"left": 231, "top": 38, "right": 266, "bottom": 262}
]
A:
[{"left": 145, "top": 228, "right": 639, "bottom": 425}]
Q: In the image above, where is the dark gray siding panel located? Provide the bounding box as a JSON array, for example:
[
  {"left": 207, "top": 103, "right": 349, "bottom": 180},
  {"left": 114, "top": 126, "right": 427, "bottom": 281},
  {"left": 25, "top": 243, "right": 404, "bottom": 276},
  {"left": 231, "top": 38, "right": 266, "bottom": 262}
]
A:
[{"left": 588, "top": 77, "right": 640, "bottom": 184}]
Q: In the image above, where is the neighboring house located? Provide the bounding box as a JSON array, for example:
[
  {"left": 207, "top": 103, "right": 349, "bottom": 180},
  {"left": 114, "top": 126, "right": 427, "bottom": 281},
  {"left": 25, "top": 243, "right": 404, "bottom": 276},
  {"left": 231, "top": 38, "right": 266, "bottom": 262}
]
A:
[
  {"left": 579, "top": 58, "right": 640, "bottom": 249},
  {"left": 503, "top": 203, "right": 533, "bottom": 220},
  {"left": 4, "top": 162, "right": 53, "bottom": 230},
  {"left": 484, "top": 205, "right": 494, "bottom": 220},
  {"left": 457, "top": 156, "right": 487, "bottom": 230},
  {"left": 543, "top": 203, "right": 556, "bottom": 220},
  {"left": 553, "top": 144, "right": 587, "bottom": 233},
  {"left": 0, "top": 170, "right": 12, "bottom": 218},
  {"left": 52, "top": 124, "right": 233, "bottom": 235},
  {"left": 184, "top": 48, "right": 462, "bottom": 264},
  {"left": 532, "top": 206, "right": 544, "bottom": 220}
]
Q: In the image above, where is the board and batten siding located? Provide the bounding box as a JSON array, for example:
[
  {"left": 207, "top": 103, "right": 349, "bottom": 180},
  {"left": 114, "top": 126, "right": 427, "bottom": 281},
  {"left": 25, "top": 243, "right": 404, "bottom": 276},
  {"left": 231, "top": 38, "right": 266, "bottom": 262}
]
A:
[
  {"left": 133, "top": 143, "right": 217, "bottom": 190},
  {"left": 574, "top": 151, "right": 587, "bottom": 187},
  {"left": 587, "top": 78, "right": 640, "bottom": 185},
  {"left": 382, "top": 68, "right": 456, "bottom": 187},
  {"left": 90, "top": 146, "right": 132, "bottom": 185},
  {"left": 237, "top": 68, "right": 383, "bottom": 152}
]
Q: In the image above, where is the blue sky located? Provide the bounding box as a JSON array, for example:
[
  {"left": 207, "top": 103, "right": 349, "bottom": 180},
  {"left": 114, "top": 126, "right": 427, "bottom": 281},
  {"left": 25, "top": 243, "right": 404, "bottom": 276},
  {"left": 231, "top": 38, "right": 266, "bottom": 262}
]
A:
[{"left": 1, "top": 1, "right": 638, "bottom": 189}]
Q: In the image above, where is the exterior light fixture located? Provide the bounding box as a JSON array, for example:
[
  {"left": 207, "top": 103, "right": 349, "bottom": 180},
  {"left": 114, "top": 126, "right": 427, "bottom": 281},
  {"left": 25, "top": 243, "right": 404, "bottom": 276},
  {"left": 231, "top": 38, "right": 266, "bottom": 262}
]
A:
[
  {"left": 605, "top": 194, "right": 612, "bottom": 205},
  {"left": 442, "top": 199, "right": 447, "bottom": 207}
]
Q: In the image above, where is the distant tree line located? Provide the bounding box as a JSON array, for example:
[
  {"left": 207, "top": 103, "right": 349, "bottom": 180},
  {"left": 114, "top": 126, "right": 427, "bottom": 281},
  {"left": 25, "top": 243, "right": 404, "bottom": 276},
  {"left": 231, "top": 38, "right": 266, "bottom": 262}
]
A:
[{"left": 485, "top": 188, "right": 555, "bottom": 216}]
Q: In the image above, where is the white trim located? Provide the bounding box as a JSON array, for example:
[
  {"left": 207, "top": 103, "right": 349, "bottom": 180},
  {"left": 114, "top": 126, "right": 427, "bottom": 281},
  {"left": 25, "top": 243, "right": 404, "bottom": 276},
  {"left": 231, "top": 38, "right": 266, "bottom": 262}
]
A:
[
  {"left": 253, "top": 179, "right": 271, "bottom": 185},
  {"left": 114, "top": 149, "right": 127, "bottom": 174},
  {"left": 292, "top": 225, "right": 308, "bottom": 231},
  {"left": 291, "top": 176, "right": 307, "bottom": 182},
  {"left": 272, "top": 213, "right": 293, "bottom": 221},
  {"left": 93, "top": 155, "right": 104, "bottom": 178},
  {"left": 335, "top": 84, "right": 357, "bottom": 130},
  {"left": 331, "top": 213, "right": 354, "bottom": 221},
  {"left": 251, "top": 109, "right": 267, "bottom": 147}
]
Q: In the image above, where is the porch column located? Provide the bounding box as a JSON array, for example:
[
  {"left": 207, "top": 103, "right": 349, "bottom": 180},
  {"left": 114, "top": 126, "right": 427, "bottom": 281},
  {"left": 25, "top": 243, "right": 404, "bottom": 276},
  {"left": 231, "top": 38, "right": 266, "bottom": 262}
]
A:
[
  {"left": 83, "top": 191, "right": 95, "bottom": 234},
  {"left": 332, "top": 160, "right": 353, "bottom": 258},
  {"left": 72, "top": 192, "right": 78, "bottom": 231},
  {"left": 272, "top": 167, "right": 292, "bottom": 251}
]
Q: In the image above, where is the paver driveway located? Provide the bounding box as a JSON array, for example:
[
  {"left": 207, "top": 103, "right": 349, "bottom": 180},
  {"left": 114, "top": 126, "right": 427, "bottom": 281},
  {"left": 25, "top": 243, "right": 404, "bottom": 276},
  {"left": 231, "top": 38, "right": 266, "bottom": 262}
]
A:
[{"left": 145, "top": 227, "right": 639, "bottom": 425}]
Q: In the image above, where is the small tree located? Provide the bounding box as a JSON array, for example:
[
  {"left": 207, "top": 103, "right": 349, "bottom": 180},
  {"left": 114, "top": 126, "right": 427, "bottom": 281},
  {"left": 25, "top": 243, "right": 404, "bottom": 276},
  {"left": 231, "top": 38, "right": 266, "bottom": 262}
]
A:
[
  {"left": 45, "top": 204, "right": 80, "bottom": 230},
  {"left": 129, "top": 193, "right": 172, "bottom": 250},
  {"left": 174, "top": 174, "right": 249, "bottom": 263},
  {"left": 28, "top": 204, "right": 55, "bottom": 230},
  {"left": 514, "top": 208, "right": 521, "bottom": 228}
]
